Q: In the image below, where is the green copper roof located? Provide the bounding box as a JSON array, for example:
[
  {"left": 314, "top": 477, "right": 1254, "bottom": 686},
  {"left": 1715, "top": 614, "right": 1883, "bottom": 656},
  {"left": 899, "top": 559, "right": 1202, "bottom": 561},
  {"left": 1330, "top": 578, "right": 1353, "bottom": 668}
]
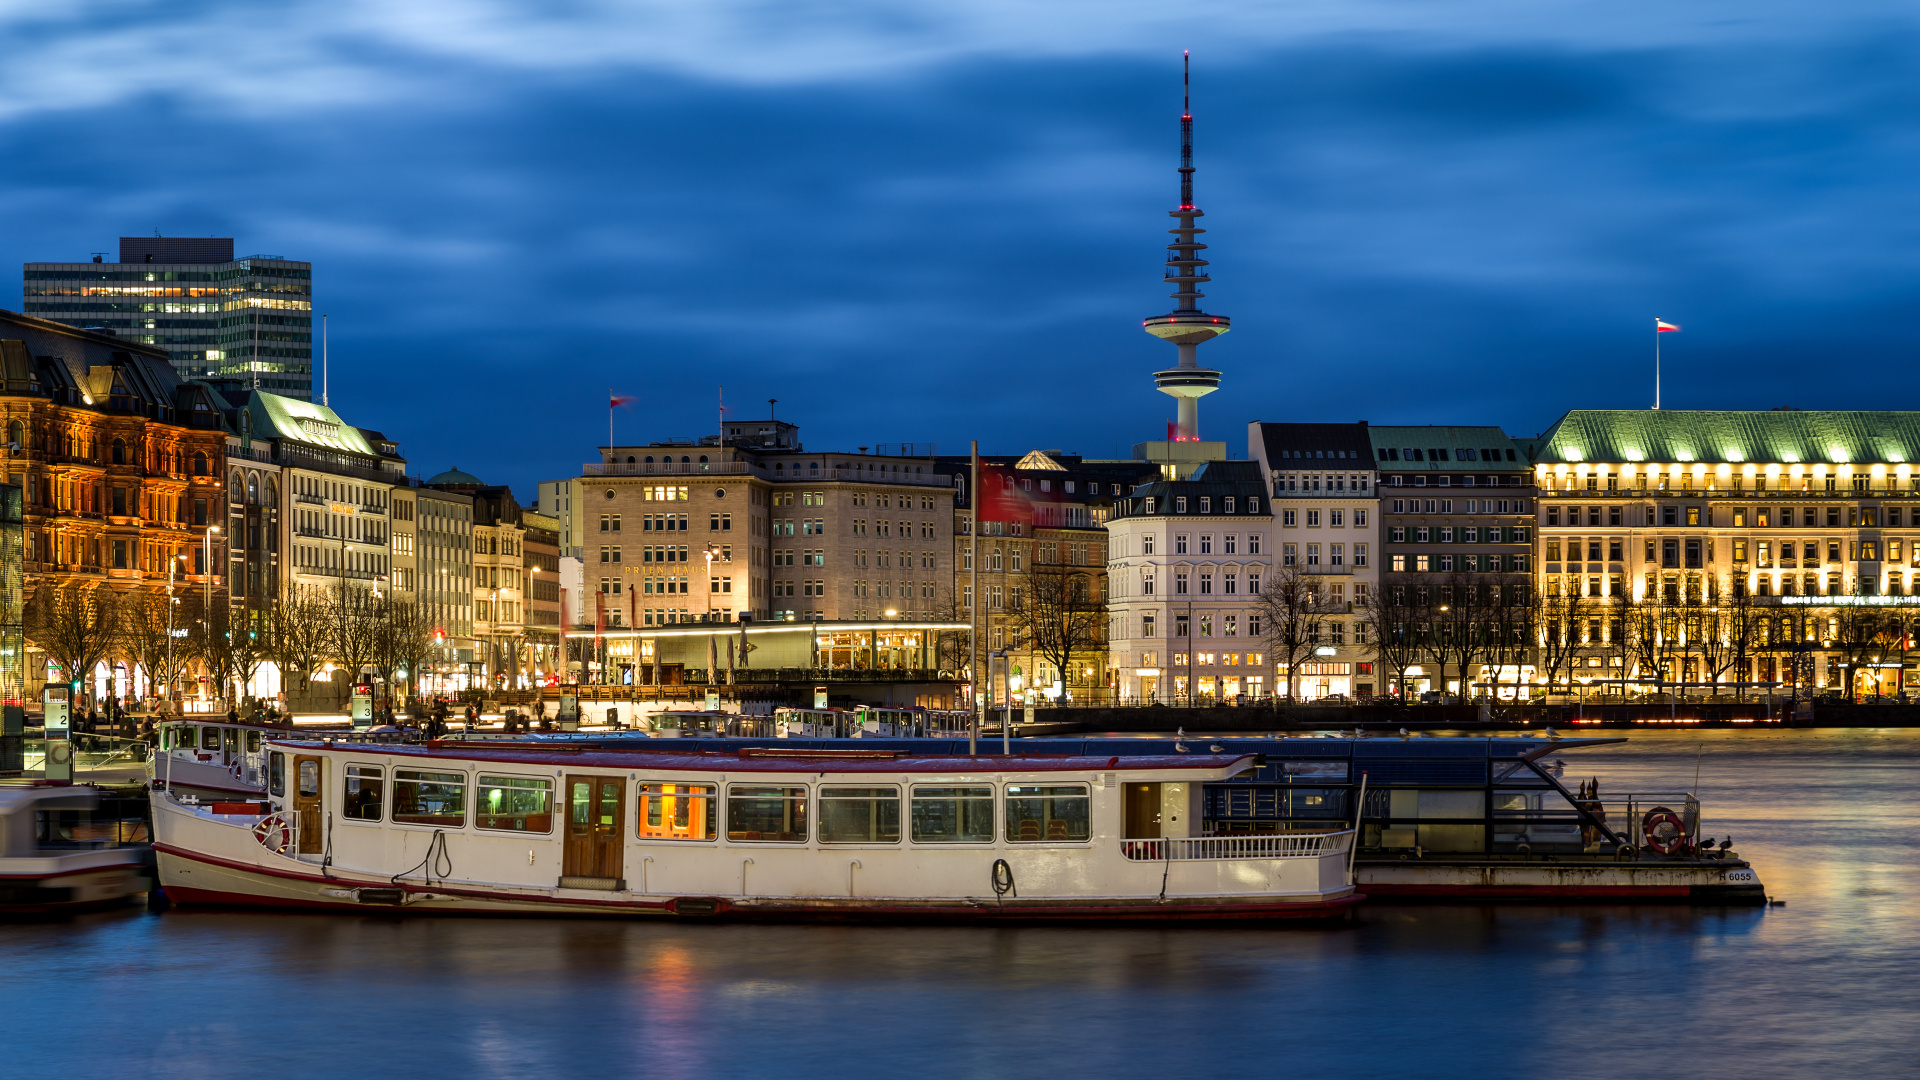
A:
[
  {"left": 1534, "top": 410, "right": 1920, "bottom": 466},
  {"left": 1367, "top": 426, "right": 1526, "bottom": 470},
  {"left": 248, "top": 392, "right": 376, "bottom": 456}
]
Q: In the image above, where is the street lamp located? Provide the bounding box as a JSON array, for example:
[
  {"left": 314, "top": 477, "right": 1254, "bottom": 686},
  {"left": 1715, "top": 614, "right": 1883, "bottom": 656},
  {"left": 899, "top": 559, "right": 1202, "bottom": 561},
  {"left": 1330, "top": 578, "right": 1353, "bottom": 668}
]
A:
[{"left": 165, "top": 553, "right": 188, "bottom": 709}]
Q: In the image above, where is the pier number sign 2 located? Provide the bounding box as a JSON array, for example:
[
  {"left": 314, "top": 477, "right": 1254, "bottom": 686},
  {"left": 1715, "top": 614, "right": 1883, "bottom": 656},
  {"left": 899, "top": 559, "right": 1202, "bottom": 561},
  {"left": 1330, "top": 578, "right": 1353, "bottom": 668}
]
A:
[{"left": 42, "top": 686, "right": 70, "bottom": 736}]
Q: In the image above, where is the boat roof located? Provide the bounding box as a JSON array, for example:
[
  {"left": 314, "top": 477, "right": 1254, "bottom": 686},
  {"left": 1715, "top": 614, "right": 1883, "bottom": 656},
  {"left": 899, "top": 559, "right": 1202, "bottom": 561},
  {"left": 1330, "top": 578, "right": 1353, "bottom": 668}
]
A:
[{"left": 266, "top": 740, "right": 1256, "bottom": 777}]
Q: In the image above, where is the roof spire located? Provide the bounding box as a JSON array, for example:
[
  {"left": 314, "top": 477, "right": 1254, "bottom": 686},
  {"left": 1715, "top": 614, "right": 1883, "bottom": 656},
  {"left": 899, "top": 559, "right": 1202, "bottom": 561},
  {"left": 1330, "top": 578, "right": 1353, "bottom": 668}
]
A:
[{"left": 1180, "top": 50, "right": 1194, "bottom": 211}]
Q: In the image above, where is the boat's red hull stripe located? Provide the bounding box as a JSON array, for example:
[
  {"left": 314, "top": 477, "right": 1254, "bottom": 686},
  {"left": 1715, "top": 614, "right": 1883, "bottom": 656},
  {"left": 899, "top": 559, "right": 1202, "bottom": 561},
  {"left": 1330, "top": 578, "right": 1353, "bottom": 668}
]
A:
[
  {"left": 1361, "top": 884, "right": 1692, "bottom": 898},
  {"left": 155, "top": 844, "right": 1362, "bottom": 919}
]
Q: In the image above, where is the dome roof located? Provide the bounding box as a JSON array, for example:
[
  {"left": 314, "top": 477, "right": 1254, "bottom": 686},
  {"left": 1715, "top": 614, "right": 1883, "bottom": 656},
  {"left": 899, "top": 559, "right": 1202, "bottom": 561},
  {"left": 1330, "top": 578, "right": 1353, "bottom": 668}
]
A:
[{"left": 427, "top": 465, "right": 484, "bottom": 487}]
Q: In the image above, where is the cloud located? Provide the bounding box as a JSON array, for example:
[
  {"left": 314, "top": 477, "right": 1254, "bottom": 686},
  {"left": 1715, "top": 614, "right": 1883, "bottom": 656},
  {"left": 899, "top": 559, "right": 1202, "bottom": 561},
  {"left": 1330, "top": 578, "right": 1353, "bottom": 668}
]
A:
[{"left": 8, "top": 5, "right": 1920, "bottom": 491}]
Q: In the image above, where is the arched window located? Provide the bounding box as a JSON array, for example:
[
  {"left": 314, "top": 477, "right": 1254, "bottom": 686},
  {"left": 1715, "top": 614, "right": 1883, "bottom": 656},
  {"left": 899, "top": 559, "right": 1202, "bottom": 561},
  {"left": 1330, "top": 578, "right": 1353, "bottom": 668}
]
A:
[
  {"left": 247, "top": 475, "right": 259, "bottom": 504},
  {"left": 699, "top": 455, "right": 708, "bottom": 463},
  {"left": 193, "top": 451, "right": 208, "bottom": 476},
  {"left": 626, "top": 456, "right": 635, "bottom": 464},
  {"left": 264, "top": 479, "right": 278, "bottom": 508},
  {"left": 230, "top": 476, "right": 244, "bottom": 502},
  {"left": 680, "top": 455, "right": 690, "bottom": 464},
  {"left": 5, "top": 420, "right": 20, "bottom": 448},
  {"left": 111, "top": 438, "right": 126, "bottom": 464},
  {"left": 644, "top": 456, "right": 654, "bottom": 464}
]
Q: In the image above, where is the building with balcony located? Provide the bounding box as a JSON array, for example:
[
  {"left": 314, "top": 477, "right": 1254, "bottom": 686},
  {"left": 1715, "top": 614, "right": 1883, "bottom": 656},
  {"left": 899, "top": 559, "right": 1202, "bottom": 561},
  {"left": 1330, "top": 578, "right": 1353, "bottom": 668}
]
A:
[
  {"left": 522, "top": 509, "right": 562, "bottom": 681},
  {"left": 427, "top": 470, "right": 528, "bottom": 688},
  {"left": 414, "top": 485, "right": 475, "bottom": 690},
  {"left": 1105, "top": 460, "right": 1272, "bottom": 704},
  {"left": 238, "top": 393, "right": 404, "bottom": 602},
  {"left": 0, "top": 308, "right": 231, "bottom": 704},
  {"left": 1531, "top": 409, "right": 1920, "bottom": 700},
  {"left": 1251, "top": 422, "right": 1381, "bottom": 699},
  {"left": 24, "top": 237, "right": 314, "bottom": 399},
  {"left": 938, "top": 450, "right": 1152, "bottom": 703},
  {"left": 1372, "top": 426, "right": 1535, "bottom": 698}
]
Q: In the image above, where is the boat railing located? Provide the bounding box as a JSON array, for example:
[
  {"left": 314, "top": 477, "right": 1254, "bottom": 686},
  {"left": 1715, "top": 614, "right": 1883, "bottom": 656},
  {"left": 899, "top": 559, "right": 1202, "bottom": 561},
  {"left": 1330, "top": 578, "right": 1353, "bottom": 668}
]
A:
[
  {"left": 1121, "top": 829, "right": 1354, "bottom": 861},
  {"left": 22, "top": 733, "right": 153, "bottom": 775},
  {"left": 1500, "top": 790, "right": 1704, "bottom": 855}
]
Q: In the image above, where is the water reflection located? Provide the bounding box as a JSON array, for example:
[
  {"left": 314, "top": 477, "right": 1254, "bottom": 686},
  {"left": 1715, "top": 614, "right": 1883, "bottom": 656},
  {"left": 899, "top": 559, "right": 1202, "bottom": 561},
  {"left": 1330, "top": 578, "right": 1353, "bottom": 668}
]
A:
[{"left": 3, "top": 731, "right": 1917, "bottom": 1078}]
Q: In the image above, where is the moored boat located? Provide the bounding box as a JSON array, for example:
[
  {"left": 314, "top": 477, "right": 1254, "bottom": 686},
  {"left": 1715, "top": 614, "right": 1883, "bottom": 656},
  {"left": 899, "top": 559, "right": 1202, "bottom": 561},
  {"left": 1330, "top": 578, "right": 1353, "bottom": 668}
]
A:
[
  {"left": 1, "top": 784, "right": 154, "bottom": 915},
  {"left": 148, "top": 717, "right": 298, "bottom": 799},
  {"left": 151, "top": 740, "right": 1362, "bottom": 921}
]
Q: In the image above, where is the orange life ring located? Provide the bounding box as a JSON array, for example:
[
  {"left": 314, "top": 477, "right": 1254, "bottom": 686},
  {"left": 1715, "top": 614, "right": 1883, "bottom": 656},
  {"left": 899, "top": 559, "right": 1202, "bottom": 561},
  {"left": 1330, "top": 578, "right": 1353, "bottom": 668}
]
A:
[
  {"left": 1641, "top": 807, "right": 1688, "bottom": 855},
  {"left": 252, "top": 813, "right": 293, "bottom": 855}
]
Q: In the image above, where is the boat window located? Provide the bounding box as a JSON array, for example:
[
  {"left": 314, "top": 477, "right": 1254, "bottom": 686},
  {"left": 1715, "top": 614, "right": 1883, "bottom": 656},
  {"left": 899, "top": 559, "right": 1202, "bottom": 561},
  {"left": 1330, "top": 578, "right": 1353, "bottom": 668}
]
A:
[
  {"left": 269, "top": 752, "right": 285, "bottom": 797},
  {"left": 246, "top": 731, "right": 262, "bottom": 753},
  {"left": 1005, "top": 784, "right": 1091, "bottom": 843},
  {"left": 162, "top": 727, "right": 177, "bottom": 750},
  {"left": 344, "top": 765, "right": 384, "bottom": 821},
  {"left": 225, "top": 728, "right": 242, "bottom": 753},
  {"left": 638, "top": 782, "right": 716, "bottom": 841},
  {"left": 477, "top": 775, "right": 554, "bottom": 832},
  {"left": 297, "top": 759, "right": 320, "bottom": 798},
  {"left": 818, "top": 786, "right": 901, "bottom": 844},
  {"left": 393, "top": 770, "right": 467, "bottom": 827},
  {"left": 726, "top": 786, "right": 808, "bottom": 843},
  {"left": 201, "top": 727, "right": 222, "bottom": 750},
  {"left": 910, "top": 785, "right": 994, "bottom": 843}
]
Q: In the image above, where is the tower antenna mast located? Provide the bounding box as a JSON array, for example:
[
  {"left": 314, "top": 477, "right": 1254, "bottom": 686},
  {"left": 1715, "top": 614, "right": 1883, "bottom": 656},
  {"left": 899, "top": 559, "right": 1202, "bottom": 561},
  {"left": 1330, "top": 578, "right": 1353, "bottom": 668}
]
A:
[{"left": 1143, "top": 50, "right": 1230, "bottom": 446}]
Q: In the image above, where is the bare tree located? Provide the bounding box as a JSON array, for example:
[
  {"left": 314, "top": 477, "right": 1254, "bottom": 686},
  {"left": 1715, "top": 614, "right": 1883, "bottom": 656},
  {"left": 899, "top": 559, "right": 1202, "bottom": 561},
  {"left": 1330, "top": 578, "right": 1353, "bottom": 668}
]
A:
[
  {"left": 1426, "top": 573, "right": 1504, "bottom": 701},
  {"left": 1259, "top": 564, "right": 1327, "bottom": 701},
  {"left": 1363, "top": 577, "right": 1422, "bottom": 701},
  {"left": 1007, "top": 552, "right": 1106, "bottom": 700},
  {"left": 1480, "top": 582, "right": 1534, "bottom": 702},
  {"left": 26, "top": 585, "right": 123, "bottom": 703},
  {"left": 371, "top": 598, "right": 437, "bottom": 706},
  {"left": 121, "top": 593, "right": 188, "bottom": 703},
  {"left": 1536, "top": 585, "right": 1592, "bottom": 696},
  {"left": 265, "top": 590, "right": 332, "bottom": 695},
  {"left": 324, "top": 584, "right": 381, "bottom": 683}
]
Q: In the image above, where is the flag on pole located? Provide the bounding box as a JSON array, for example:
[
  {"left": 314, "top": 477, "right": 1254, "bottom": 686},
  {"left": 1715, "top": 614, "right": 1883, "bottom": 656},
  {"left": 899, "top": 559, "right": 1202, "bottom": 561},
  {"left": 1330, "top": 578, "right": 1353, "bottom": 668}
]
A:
[
  {"left": 1656, "top": 319, "right": 1681, "bottom": 333},
  {"left": 610, "top": 393, "right": 638, "bottom": 408}
]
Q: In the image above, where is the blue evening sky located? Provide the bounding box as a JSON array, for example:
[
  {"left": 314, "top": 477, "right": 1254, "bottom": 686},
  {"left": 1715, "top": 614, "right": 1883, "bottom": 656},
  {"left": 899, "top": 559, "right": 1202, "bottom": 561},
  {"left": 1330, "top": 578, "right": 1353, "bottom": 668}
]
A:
[{"left": 6, "top": 1, "right": 1919, "bottom": 498}]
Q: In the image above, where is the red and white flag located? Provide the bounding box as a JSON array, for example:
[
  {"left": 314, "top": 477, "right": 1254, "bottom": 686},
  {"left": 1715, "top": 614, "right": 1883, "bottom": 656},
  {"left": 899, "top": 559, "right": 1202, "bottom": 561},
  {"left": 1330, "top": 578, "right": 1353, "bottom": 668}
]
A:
[
  {"left": 610, "top": 393, "right": 638, "bottom": 408},
  {"left": 1655, "top": 319, "right": 1681, "bottom": 333}
]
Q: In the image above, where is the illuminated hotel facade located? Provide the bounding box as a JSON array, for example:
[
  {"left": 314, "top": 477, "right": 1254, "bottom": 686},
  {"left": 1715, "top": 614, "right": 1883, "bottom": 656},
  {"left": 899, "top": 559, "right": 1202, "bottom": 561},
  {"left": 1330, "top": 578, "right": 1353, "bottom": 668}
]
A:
[
  {"left": 1532, "top": 409, "right": 1920, "bottom": 698},
  {"left": 23, "top": 237, "right": 314, "bottom": 400}
]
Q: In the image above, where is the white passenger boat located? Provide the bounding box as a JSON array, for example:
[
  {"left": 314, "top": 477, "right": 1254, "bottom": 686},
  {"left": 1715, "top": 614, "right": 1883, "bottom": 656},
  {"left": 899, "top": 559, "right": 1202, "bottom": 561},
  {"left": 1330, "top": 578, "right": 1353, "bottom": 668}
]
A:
[
  {"left": 151, "top": 741, "right": 1362, "bottom": 921},
  {"left": 852, "top": 707, "right": 971, "bottom": 739},
  {"left": 0, "top": 785, "right": 153, "bottom": 914},
  {"left": 147, "top": 718, "right": 291, "bottom": 799},
  {"left": 775, "top": 706, "right": 852, "bottom": 739}
]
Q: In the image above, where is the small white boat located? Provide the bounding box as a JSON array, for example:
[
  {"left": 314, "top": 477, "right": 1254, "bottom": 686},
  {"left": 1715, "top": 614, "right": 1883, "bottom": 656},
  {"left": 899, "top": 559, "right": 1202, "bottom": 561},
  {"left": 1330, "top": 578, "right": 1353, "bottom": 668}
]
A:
[
  {"left": 0, "top": 785, "right": 153, "bottom": 914},
  {"left": 151, "top": 740, "right": 1362, "bottom": 921},
  {"left": 147, "top": 718, "right": 298, "bottom": 799},
  {"left": 851, "top": 707, "right": 971, "bottom": 739}
]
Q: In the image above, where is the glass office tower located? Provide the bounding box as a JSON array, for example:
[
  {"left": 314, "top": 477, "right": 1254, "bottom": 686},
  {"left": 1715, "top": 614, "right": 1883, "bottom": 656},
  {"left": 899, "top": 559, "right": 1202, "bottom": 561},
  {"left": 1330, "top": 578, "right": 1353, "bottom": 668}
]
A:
[{"left": 23, "top": 237, "right": 314, "bottom": 400}]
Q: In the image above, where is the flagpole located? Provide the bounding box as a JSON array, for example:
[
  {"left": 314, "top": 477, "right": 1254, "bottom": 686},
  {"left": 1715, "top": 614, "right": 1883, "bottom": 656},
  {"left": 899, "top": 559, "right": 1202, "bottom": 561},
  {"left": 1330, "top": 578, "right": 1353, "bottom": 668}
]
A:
[
  {"left": 1654, "top": 320, "right": 1661, "bottom": 410},
  {"left": 609, "top": 386, "right": 614, "bottom": 449}
]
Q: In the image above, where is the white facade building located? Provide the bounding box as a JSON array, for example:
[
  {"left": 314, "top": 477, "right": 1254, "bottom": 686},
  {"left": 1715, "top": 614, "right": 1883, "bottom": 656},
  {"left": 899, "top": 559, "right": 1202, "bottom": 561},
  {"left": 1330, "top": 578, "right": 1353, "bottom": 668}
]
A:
[
  {"left": 1106, "top": 460, "right": 1273, "bottom": 703},
  {"left": 1250, "top": 422, "right": 1382, "bottom": 700}
]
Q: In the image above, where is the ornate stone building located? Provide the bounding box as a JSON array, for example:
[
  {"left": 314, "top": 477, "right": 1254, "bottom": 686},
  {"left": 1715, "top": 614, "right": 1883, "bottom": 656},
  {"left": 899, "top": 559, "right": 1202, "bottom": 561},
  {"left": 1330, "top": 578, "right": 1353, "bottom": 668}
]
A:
[{"left": 0, "top": 309, "right": 230, "bottom": 703}]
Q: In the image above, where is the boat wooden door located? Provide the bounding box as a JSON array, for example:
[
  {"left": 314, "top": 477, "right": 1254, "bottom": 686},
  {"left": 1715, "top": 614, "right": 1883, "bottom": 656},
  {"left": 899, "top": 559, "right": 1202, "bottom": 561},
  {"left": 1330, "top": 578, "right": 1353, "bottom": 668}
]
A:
[
  {"left": 293, "top": 754, "right": 324, "bottom": 854},
  {"left": 563, "top": 775, "right": 626, "bottom": 888}
]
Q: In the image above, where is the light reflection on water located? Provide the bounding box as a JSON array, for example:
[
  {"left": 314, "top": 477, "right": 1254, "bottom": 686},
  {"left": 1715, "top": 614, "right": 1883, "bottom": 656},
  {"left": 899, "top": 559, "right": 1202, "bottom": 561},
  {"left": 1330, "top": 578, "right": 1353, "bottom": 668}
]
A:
[{"left": 3, "top": 730, "right": 1916, "bottom": 1079}]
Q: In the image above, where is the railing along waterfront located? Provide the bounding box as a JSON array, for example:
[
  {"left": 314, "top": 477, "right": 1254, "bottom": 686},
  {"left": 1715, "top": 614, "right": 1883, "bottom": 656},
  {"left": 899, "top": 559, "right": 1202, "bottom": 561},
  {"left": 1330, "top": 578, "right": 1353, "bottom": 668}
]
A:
[{"left": 1120, "top": 829, "right": 1353, "bottom": 861}]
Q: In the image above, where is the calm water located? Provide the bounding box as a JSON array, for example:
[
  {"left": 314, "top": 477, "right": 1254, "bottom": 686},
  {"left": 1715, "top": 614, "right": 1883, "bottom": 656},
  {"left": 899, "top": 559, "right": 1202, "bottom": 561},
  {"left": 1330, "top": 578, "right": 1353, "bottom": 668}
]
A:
[{"left": 6, "top": 730, "right": 1917, "bottom": 1079}]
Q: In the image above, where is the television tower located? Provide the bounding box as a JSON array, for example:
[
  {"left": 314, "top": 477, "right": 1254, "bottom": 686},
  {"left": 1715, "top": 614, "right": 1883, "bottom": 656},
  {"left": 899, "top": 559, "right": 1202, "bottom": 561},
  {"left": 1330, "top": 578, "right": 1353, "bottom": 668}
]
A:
[{"left": 1143, "top": 51, "right": 1230, "bottom": 441}]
